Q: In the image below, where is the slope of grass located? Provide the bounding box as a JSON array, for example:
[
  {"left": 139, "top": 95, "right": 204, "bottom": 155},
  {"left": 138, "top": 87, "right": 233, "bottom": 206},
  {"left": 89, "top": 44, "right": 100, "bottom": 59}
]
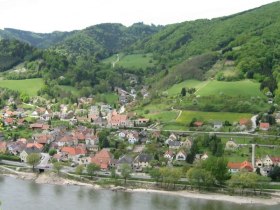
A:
[
  {"left": 0, "top": 78, "right": 44, "bottom": 96},
  {"left": 196, "top": 80, "right": 264, "bottom": 97},
  {"left": 103, "top": 53, "right": 154, "bottom": 69},
  {"left": 166, "top": 80, "right": 209, "bottom": 96},
  {"left": 176, "top": 111, "right": 252, "bottom": 124}
]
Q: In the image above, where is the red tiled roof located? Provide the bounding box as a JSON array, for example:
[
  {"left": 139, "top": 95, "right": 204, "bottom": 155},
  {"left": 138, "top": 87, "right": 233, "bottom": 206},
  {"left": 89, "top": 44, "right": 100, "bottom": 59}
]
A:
[
  {"left": 91, "top": 149, "right": 112, "bottom": 170},
  {"left": 194, "top": 121, "right": 203, "bottom": 127},
  {"left": 260, "top": 123, "right": 270, "bottom": 129},
  {"left": 5, "top": 118, "right": 14, "bottom": 124},
  {"left": 271, "top": 157, "right": 280, "bottom": 163},
  {"left": 239, "top": 118, "right": 250, "bottom": 125},
  {"left": 0, "top": 141, "right": 7, "bottom": 149},
  {"left": 227, "top": 160, "right": 253, "bottom": 172},
  {"left": 61, "top": 146, "right": 87, "bottom": 156},
  {"left": 26, "top": 142, "right": 44, "bottom": 150}
]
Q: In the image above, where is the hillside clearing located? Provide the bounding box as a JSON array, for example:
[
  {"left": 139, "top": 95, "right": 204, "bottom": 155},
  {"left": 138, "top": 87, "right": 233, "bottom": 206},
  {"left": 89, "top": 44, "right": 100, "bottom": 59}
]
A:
[
  {"left": 176, "top": 111, "right": 252, "bottom": 124},
  {"left": 0, "top": 78, "right": 44, "bottom": 96}
]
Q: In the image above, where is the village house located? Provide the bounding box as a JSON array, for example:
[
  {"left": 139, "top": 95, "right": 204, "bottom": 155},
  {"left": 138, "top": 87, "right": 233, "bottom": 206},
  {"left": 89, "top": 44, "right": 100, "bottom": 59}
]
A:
[
  {"left": 0, "top": 141, "right": 7, "bottom": 153},
  {"left": 213, "top": 121, "right": 223, "bottom": 129},
  {"left": 182, "top": 138, "right": 192, "bottom": 149},
  {"left": 116, "top": 155, "right": 133, "bottom": 171},
  {"left": 20, "top": 146, "right": 42, "bottom": 162},
  {"left": 30, "top": 123, "right": 49, "bottom": 131},
  {"left": 194, "top": 121, "right": 203, "bottom": 127},
  {"left": 225, "top": 139, "right": 238, "bottom": 151},
  {"left": 259, "top": 122, "right": 270, "bottom": 131},
  {"left": 175, "top": 150, "right": 187, "bottom": 161},
  {"left": 134, "top": 118, "right": 149, "bottom": 126},
  {"left": 227, "top": 160, "right": 253, "bottom": 173},
  {"left": 127, "top": 131, "right": 139, "bottom": 144},
  {"left": 133, "top": 153, "right": 152, "bottom": 171},
  {"left": 164, "top": 150, "right": 174, "bottom": 161},
  {"left": 91, "top": 149, "right": 113, "bottom": 171},
  {"left": 107, "top": 110, "right": 132, "bottom": 128},
  {"left": 61, "top": 146, "right": 87, "bottom": 162},
  {"left": 168, "top": 140, "right": 182, "bottom": 150},
  {"left": 56, "top": 135, "right": 78, "bottom": 147}
]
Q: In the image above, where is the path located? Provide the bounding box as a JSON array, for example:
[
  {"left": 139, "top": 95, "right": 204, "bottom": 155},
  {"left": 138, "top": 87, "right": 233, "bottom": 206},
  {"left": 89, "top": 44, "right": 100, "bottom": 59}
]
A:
[
  {"left": 112, "top": 54, "right": 120, "bottom": 68},
  {"left": 194, "top": 80, "right": 211, "bottom": 95}
]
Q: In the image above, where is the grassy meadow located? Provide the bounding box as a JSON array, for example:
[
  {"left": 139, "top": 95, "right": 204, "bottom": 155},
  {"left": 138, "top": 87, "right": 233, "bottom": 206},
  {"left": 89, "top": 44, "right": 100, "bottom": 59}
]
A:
[
  {"left": 196, "top": 80, "right": 264, "bottom": 97},
  {"left": 167, "top": 79, "right": 264, "bottom": 98},
  {"left": 0, "top": 78, "right": 44, "bottom": 96},
  {"left": 103, "top": 53, "right": 154, "bottom": 69},
  {"left": 176, "top": 111, "right": 252, "bottom": 124}
]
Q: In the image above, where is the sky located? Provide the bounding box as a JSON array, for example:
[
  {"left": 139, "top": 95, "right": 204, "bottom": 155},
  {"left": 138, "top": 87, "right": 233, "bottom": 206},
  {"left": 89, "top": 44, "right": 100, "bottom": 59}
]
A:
[{"left": 0, "top": 0, "right": 278, "bottom": 33}]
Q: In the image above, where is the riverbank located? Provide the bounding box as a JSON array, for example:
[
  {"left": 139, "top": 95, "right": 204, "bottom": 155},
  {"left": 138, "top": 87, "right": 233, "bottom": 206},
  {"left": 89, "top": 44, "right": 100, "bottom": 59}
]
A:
[{"left": 1, "top": 165, "right": 280, "bottom": 206}]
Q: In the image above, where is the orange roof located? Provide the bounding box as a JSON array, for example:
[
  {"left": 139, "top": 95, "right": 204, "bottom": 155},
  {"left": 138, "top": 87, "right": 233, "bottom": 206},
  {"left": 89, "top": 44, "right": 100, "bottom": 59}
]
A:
[
  {"left": 228, "top": 160, "right": 253, "bottom": 172},
  {"left": 26, "top": 142, "right": 44, "bottom": 150},
  {"left": 194, "top": 121, "right": 203, "bottom": 127},
  {"left": 0, "top": 141, "right": 7, "bottom": 149},
  {"left": 5, "top": 118, "right": 14, "bottom": 124},
  {"left": 111, "top": 114, "right": 127, "bottom": 124},
  {"left": 91, "top": 149, "right": 112, "bottom": 170},
  {"left": 260, "top": 122, "right": 270, "bottom": 129},
  {"left": 61, "top": 147, "right": 87, "bottom": 156},
  {"left": 239, "top": 118, "right": 250, "bottom": 125}
]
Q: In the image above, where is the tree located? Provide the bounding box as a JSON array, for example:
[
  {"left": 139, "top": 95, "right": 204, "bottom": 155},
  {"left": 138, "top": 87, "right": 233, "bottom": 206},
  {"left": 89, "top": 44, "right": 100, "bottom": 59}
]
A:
[
  {"left": 75, "top": 165, "right": 85, "bottom": 177},
  {"left": 120, "top": 163, "right": 132, "bottom": 184},
  {"left": 27, "top": 153, "right": 41, "bottom": 172},
  {"left": 149, "top": 168, "right": 162, "bottom": 184},
  {"left": 187, "top": 168, "right": 214, "bottom": 190},
  {"left": 48, "top": 149, "right": 57, "bottom": 156},
  {"left": 201, "top": 157, "right": 230, "bottom": 184},
  {"left": 268, "top": 166, "right": 280, "bottom": 181},
  {"left": 87, "top": 163, "right": 100, "bottom": 179},
  {"left": 181, "top": 87, "right": 186, "bottom": 97},
  {"left": 186, "top": 140, "right": 199, "bottom": 164},
  {"left": 53, "top": 162, "right": 63, "bottom": 175},
  {"left": 227, "top": 172, "right": 270, "bottom": 195}
]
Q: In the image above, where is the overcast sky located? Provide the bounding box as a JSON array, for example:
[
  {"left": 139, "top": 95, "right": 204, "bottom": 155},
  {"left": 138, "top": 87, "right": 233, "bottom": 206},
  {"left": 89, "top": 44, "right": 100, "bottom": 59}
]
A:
[{"left": 0, "top": 0, "right": 278, "bottom": 33}]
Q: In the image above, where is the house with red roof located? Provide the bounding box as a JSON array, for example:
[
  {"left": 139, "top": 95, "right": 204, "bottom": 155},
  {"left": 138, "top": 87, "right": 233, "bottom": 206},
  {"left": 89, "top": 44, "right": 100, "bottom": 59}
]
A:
[
  {"left": 227, "top": 160, "right": 253, "bottom": 173},
  {"left": 61, "top": 146, "right": 87, "bottom": 162},
  {"left": 91, "top": 149, "right": 112, "bottom": 170},
  {"left": 259, "top": 122, "right": 270, "bottom": 131},
  {"left": 164, "top": 150, "right": 174, "bottom": 161},
  {"left": 0, "top": 141, "right": 7, "bottom": 153}
]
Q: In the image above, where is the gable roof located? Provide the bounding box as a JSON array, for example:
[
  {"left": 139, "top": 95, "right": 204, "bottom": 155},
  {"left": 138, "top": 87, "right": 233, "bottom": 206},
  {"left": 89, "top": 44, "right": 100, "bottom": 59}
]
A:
[
  {"left": 227, "top": 160, "right": 253, "bottom": 172},
  {"left": 91, "top": 149, "right": 112, "bottom": 170},
  {"left": 61, "top": 146, "right": 87, "bottom": 156}
]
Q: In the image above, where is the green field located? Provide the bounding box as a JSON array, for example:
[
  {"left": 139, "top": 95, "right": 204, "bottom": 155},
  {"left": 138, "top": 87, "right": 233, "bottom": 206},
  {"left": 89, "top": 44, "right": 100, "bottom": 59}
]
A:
[
  {"left": 196, "top": 80, "right": 264, "bottom": 97},
  {"left": 96, "top": 93, "right": 119, "bottom": 105},
  {"left": 177, "top": 111, "right": 252, "bottom": 124},
  {"left": 103, "top": 53, "right": 154, "bottom": 69},
  {"left": 145, "top": 111, "right": 178, "bottom": 122},
  {"left": 166, "top": 80, "right": 209, "bottom": 96},
  {"left": 166, "top": 79, "right": 264, "bottom": 98},
  {"left": 0, "top": 78, "right": 44, "bottom": 96}
]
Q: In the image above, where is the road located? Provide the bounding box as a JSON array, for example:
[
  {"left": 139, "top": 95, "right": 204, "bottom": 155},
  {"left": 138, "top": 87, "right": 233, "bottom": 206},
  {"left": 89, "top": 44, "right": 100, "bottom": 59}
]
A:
[
  {"left": 0, "top": 160, "right": 27, "bottom": 167},
  {"left": 37, "top": 153, "right": 51, "bottom": 168}
]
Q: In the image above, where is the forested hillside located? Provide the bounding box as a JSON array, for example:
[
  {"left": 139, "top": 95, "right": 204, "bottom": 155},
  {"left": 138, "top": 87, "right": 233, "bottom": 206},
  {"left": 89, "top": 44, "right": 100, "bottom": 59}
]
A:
[
  {"left": 131, "top": 2, "right": 280, "bottom": 92},
  {"left": 1, "top": 2, "right": 280, "bottom": 101}
]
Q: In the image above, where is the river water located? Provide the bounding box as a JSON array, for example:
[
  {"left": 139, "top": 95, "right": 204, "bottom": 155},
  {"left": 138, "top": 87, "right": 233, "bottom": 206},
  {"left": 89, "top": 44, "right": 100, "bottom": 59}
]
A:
[{"left": 0, "top": 176, "right": 279, "bottom": 210}]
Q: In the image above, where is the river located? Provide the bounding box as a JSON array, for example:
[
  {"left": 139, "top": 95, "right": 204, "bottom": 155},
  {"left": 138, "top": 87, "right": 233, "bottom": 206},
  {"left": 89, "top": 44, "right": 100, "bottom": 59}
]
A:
[{"left": 0, "top": 176, "right": 279, "bottom": 210}]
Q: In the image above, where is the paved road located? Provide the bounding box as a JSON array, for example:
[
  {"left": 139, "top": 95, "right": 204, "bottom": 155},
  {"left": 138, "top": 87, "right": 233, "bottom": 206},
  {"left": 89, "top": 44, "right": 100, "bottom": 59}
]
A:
[{"left": 0, "top": 160, "right": 27, "bottom": 167}]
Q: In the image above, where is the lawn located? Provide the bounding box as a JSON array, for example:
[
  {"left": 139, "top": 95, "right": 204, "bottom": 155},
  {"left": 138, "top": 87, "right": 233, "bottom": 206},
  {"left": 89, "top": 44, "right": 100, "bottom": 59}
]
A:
[
  {"left": 145, "top": 111, "right": 178, "bottom": 122},
  {"left": 96, "top": 93, "right": 119, "bottom": 105},
  {"left": 166, "top": 80, "right": 209, "bottom": 96},
  {"left": 176, "top": 111, "right": 252, "bottom": 124},
  {"left": 196, "top": 79, "right": 264, "bottom": 97},
  {"left": 0, "top": 78, "right": 44, "bottom": 96},
  {"left": 102, "top": 53, "right": 154, "bottom": 69}
]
